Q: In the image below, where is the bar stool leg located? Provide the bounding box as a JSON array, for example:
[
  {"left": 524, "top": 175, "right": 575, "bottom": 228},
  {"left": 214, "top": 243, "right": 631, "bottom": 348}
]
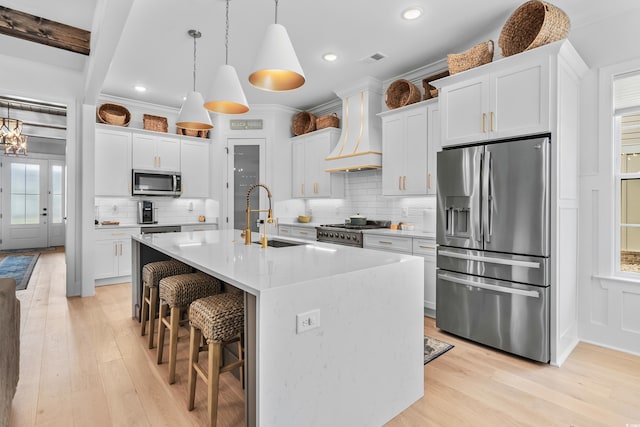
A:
[
  {"left": 168, "top": 306, "right": 182, "bottom": 384},
  {"left": 208, "top": 341, "right": 222, "bottom": 427},
  {"left": 188, "top": 325, "right": 201, "bottom": 411},
  {"left": 157, "top": 302, "right": 168, "bottom": 364},
  {"left": 147, "top": 286, "right": 158, "bottom": 349},
  {"left": 140, "top": 284, "right": 150, "bottom": 336},
  {"left": 237, "top": 338, "right": 244, "bottom": 388}
]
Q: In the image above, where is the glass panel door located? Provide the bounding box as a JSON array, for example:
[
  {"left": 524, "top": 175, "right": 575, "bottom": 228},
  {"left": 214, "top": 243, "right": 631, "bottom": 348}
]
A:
[{"left": 1, "top": 158, "right": 48, "bottom": 249}]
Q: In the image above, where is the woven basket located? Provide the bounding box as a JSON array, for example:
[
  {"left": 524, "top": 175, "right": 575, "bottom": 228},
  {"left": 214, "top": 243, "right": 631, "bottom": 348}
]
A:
[
  {"left": 97, "top": 103, "right": 130, "bottom": 126},
  {"left": 292, "top": 112, "right": 316, "bottom": 135},
  {"left": 422, "top": 70, "right": 450, "bottom": 100},
  {"left": 385, "top": 79, "right": 421, "bottom": 109},
  {"left": 447, "top": 40, "right": 495, "bottom": 75},
  {"left": 499, "top": 0, "right": 570, "bottom": 57},
  {"left": 177, "top": 127, "right": 209, "bottom": 138},
  {"left": 316, "top": 113, "right": 340, "bottom": 129},
  {"left": 143, "top": 114, "right": 168, "bottom": 133}
]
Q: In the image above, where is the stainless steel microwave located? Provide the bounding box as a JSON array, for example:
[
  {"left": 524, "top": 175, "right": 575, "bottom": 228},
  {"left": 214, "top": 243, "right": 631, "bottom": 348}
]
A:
[{"left": 132, "top": 169, "right": 182, "bottom": 196}]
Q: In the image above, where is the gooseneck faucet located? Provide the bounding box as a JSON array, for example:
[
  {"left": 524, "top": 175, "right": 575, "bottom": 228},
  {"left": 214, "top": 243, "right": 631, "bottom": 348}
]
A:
[{"left": 241, "top": 183, "right": 274, "bottom": 247}]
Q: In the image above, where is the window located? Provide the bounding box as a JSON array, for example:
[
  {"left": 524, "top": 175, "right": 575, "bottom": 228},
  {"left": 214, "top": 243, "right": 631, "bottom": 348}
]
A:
[
  {"left": 614, "top": 73, "right": 640, "bottom": 275},
  {"left": 10, "top": 162, "right": 40, "bottom": 225}
]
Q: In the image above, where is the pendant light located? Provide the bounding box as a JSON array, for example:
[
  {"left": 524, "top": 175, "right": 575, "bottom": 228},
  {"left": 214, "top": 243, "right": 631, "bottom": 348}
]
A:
[
  {"left": 204, "top": 0, "right": 249, "bottom": 114},
  {"left": 249, "top": 0, "right": 305, "bottom": 91},
  {"left": 176, "top": 30, "right": 213, "bottom": 130},
  {"left": 1, "top": 102, "right": 27, "bottom": 156}
]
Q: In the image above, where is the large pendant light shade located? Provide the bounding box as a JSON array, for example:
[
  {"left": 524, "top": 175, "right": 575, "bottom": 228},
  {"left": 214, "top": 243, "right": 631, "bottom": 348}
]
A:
[
  {"left": 177, "top": 91, "right": 213, "bottom": 129},
  {"left": 249, "top": 1, "right": 305, "bottom": 91},
  {"left": 176, "top": 30, "right": 213, "bottom": 130},
  {"left": 204, "top": 0, "right": 249, "bottom": 114},
  {"left": 204, "top": 64, "right": 249, "bottom": 114}
]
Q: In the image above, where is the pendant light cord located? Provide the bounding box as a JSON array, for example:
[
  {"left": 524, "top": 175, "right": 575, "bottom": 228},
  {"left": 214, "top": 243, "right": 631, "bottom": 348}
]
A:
[
  {"left": 225, "top": 0, "right": 230, "bottom": 65},
  {"left": 274, "top": 0, "right": 279, "bottom": 24},
  {"left": 192, "top": 33, "right": 197, "bottom": 91}
]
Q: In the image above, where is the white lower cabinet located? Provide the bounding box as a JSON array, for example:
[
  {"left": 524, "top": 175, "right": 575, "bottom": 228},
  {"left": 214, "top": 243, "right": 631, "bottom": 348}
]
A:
[
  {"left": 94, "top": 227, "right": 140, "bottom": 284},
  {"left": 278, "top": 224, "right": 316, "bottom": 241},
  {"left": 413, "top": 238, "right": 437, "bottom": 317},
  {"left": 181, "top": 224, "right": 217, "bottom": 232},
  {"left": 364, "top": 233, "right": 436, "bottom": 316}
]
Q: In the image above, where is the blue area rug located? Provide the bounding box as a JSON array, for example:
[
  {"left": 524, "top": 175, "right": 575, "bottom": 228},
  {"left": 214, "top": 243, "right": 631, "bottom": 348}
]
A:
[
  {"left": 424, "top": 336, "right": 454, "bottom": 364},
  {"left": 0, "top": 254, "right": 40, "bottom": 291}
]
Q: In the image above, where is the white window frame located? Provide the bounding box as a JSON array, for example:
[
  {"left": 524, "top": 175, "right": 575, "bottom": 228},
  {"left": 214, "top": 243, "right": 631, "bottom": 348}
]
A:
[{"left": 610, "top": 68, "right": 640, "bottom": 280}]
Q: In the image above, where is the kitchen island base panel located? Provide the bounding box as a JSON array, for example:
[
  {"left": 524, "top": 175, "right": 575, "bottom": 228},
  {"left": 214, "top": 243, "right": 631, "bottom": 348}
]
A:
[
  {"left": 256, "top": 259, "right": 424, "bottom": 426},
  {"left": 132, "top": 231, "right": 424, "bottom": 426}
]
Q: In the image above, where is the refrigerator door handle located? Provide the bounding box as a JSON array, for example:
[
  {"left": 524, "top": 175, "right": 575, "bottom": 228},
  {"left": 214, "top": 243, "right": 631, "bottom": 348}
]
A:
[
  {"left": 482, "top": 151, "right": 492, "bottom": 243},
  {"left": 438, "top": 272, "right": 541, "bottom": 298},
  {"left": 438, "top": 250, "right": 541, "bottom": 269}
]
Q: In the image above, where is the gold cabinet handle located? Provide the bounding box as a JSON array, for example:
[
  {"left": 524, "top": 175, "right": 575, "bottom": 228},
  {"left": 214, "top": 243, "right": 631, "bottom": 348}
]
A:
[
  {"left": 490, "top": 112, "right": 494, "bottom": 132},
  {"left": 301, "top": 184, "right": 304, "bottom": 195},
  {"left": 314, "top": 182, "right": 318, "bottom": 193},
  {"left": 419, "top": 245, "right": 435, "bottom": 249},
  {"left": 114, "top": 243, "right": 118, "bottom": 257},
  {"left": 427, "top": 173, "right": 431, "bottom": 190},
  {"left": 482, "top": 113, "right": 486, "bottom": 133},
  {"left": 378, "top": 240, "right": 393, "bottom": 245},
  {"left": 403, "top": 176, "right": 407, "bottom": 190},
  {"left": 398, "top": 176, "right": 402, "bottom": 191}
]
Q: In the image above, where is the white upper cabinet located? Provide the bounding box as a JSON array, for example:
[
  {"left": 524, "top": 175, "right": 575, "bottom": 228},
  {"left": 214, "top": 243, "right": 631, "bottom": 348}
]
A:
[
  {"left": 439, "top": 56, "right": 549, "bottom": 147},
  {"left": 291, "top": 128, "right": 344, "bottom": 198},
  {"left": 95, "top": 127, "right": 131, "bottom": 196},
  {"left": 180, "top": 138, "right": 211, "bottom": 198},
  {"left": 380, "top": 101, "right": 439, "bottom": 196},
  {"left": 132, "top": 133, "right": 181, "bottom": 171}
]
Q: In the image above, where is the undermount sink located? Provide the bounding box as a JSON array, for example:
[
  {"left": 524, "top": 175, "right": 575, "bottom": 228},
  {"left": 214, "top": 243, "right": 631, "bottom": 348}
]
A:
[{"left": 253, "top": 239, "right": 307, "bottom": 248}]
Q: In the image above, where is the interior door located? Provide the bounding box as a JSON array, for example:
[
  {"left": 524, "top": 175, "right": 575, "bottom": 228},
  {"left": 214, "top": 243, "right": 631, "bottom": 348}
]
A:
[
  {"left": 1, "top": 158, "right": 49, "bottom": 249},
  {"left": 225, "top": 138, "right": 266, "bottom": 240}
]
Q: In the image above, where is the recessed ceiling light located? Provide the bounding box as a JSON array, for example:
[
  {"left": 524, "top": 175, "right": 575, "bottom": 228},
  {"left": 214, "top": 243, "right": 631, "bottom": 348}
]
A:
[
  {"left": 134, "top": 85, "right": 147, "bottom": 92},
  {"left": 402, "top": 7, "right": 423, "bottom": 20},
  {"left": 323, "top": 53, "right": 338, "bottom": 62}
]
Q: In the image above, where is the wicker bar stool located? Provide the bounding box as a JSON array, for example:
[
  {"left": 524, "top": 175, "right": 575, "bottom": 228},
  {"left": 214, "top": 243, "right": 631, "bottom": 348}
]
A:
[
  {"left": 140, "top": 260, "right": 193, "bottom": 349},
  {"left": 157, "top": 272, "right": 222, "bottom": 384},
  {"left": 187, "top": 292, "right": 244, "bottom": 427}
]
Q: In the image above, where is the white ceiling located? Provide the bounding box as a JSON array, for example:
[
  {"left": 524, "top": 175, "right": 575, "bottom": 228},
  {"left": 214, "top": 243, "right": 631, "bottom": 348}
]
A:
[{"left": 1, "top": 0, "right": 640, "bottom": 111}]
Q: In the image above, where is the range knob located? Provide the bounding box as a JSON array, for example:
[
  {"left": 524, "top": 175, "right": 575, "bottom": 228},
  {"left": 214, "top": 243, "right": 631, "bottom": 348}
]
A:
[
  {"left": 340, "top": 233, "right": 345, "bottom": 238},
  {"left": 345, "top": 235, "right": 351, "bottom": 240},
  {"left": 329, "top": 233, "right": 334, "bottom": 238}
]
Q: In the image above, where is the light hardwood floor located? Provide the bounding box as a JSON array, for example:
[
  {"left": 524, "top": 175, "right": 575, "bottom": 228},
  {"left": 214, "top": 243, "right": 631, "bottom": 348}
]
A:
[{"left": 9, "top": 250, "right": 640, "bottom": 426}]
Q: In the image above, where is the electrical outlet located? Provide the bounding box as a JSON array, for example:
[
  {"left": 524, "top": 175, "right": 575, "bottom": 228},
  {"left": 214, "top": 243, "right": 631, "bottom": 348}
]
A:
[
  {"left": 401, "top": 207, "right": 409, "bottom": 217},
  {"left": 296, "top": 309, "right": 320, "bottom": 334}
]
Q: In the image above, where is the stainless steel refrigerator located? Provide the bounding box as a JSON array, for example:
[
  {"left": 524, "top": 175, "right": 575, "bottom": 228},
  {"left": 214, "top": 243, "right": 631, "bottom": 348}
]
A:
[{"left": 436, "top": 135, "right": 550, "bottom": 362}]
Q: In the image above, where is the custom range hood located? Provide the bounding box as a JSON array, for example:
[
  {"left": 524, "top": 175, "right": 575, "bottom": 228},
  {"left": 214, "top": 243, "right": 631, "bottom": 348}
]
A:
[{"left": 324, "top": 77, "right": 383, "bottom": 172}]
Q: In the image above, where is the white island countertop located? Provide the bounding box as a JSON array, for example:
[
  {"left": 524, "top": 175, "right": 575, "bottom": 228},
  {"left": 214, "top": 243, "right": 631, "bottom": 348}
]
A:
[
  {"left": 133, "top": 229, "right": 418, "bottom": 295},
  {"left": 131, "top": 229, "right": 424, "bottom": 427}
]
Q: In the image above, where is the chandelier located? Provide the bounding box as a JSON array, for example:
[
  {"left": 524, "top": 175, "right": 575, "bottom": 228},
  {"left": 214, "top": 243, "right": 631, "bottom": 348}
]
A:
[{"left": 1, "top": 103, "right": 27, "bottom": 155}]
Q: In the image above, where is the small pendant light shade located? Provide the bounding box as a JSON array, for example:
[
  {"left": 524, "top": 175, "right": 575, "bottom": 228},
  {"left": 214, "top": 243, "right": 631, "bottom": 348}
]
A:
[
  {"left": 176, "top": 29, "right": 213, "bottom": 130},
  {"left": 249, "top": 23, "right": 305, "bottom": 91},
  {"left": 177, "top": 91, "right": 213, "bottom": 129},
  {"left": 204, "top": 64, "right": 249, "bottom": 114},
  {"left": 204, "top": 0, "right": 249, "bottom": 114}
]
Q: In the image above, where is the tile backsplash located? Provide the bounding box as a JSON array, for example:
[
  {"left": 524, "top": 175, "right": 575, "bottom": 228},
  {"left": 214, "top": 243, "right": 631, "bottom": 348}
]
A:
[
  {"left": 94, "top": 197, "right": 219, "bottom": 225},
  {"left": 275, "top": 169, "right": 436, "bottom": 231}
]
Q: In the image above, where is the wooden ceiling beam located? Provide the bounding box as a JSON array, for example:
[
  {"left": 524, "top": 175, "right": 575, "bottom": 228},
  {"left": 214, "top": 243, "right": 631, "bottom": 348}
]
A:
[{"left": 0, "top": 6, "right": 90, "bottom": 55}]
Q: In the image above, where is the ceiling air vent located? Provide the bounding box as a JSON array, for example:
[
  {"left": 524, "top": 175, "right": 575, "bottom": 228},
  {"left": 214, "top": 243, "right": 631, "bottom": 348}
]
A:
[{"left": 360, "top": 52, "right": 387, "bottom": 64}]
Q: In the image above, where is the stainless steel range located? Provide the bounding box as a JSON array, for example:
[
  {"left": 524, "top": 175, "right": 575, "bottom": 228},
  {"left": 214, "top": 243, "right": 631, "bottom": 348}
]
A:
[{"left": 316, "top": 221, "right": 391, "bottom": 247}]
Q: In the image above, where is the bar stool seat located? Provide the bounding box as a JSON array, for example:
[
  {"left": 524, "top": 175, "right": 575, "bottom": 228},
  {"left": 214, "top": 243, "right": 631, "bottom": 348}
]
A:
[
  {"left": 140, "top": 260, "right": 192, "bottom": 349},
  {"left": 157, "top": 272, "right": 222, "bottom": 384},
  {"left": 187, "top": 292, "right": 244, "bottom": 427}
]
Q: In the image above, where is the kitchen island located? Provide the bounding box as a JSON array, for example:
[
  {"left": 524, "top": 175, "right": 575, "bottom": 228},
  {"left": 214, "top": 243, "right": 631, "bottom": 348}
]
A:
[{"left": 131, "top": 230, "right": 424, "bottom": 427}]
